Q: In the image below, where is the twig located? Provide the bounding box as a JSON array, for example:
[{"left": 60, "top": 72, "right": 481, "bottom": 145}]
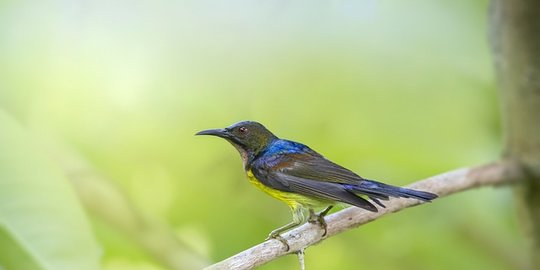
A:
[
  {"left": 296, "top": 249, "right": 305, "bottom": 270},
  {"left": 205, "top": 160, "right": 523, "bottom": 270}
]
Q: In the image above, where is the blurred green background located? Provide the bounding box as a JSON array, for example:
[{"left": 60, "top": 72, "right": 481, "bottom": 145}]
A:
[{"left": 0, "top": 0, "right": 527, "bottom": 269}]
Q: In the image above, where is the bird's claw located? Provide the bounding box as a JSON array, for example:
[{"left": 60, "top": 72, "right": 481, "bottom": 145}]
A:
[
  {"left": 312, "top": 215, "right": 328, "bottom": 236},
  {"left": 308, "top": 209, "right": 329, "bottom": 237},
  {"left": 266, "top": 233, "right": 290, "bottom": 251}
]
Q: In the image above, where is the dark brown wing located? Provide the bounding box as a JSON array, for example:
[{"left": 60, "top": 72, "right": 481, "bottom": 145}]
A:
[
  {"left": 251, "top": 151, "right": 378, "bottom": 211},
  {"left": 251, "top": 145, "right": 436, "bottom": 209},
  {"left": 265, "top": 147, "right": 367, "bottom": 185}
]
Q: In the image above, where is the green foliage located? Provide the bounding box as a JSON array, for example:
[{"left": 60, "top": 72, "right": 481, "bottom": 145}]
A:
[
  {"left": 0, "top": 112, "right": 101, "bottom": 270},
  {"left": 0, "top": 0, "right": 525, "bottom": 269}
]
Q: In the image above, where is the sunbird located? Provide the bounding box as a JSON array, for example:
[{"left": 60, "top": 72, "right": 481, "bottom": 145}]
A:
[{"left": 196, "top": 121, "right": 437, "bottom": 249}]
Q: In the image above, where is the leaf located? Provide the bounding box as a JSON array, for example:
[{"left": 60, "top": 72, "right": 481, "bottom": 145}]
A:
[{"left": 0, "top": 111, "right": 102, "bottom": 270}]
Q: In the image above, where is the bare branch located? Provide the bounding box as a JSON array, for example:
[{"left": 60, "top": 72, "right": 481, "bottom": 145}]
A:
[{"left": 205, "top": 160, "right": 523, "bottom": 270}]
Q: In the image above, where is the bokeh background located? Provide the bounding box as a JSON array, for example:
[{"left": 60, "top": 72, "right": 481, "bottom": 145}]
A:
[{"left": 0, "top": 0, "right": 527, "bottom": 269}]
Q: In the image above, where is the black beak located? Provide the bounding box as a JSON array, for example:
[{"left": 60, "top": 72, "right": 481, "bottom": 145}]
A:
[{"left": 195, "top": 128, "right": 229, "bottom": 138}]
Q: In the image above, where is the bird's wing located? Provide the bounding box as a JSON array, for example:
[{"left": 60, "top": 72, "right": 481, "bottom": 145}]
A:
[
  {"left": 277, "top": 152, "right": 396, "bottom": 202},
  {"left": 252, "top": 167, "right": 378, "bottom": 211},
  {"left": 251, "top": 153, "right": 378, "bottom": 211},
  {"left": 276, "top": 151, "right": 366, "bottom": 185}
]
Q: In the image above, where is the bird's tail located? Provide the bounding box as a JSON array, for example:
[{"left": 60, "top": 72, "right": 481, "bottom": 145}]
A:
[{"left": 348, "top": 179, "right": 437, "bottom": 207}]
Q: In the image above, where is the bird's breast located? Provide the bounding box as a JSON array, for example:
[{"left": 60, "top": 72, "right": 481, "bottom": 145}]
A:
[
  {"left": 246, "top": 170, "right": 268, "bottom": 192},
  {"left": 245, "top": 169, "right": 292, "bottom": 202},
  {"left": 245, "top": 169, "right": 323, "bottom": 208}
]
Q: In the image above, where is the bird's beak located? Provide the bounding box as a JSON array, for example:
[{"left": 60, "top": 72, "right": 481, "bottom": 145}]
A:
[{"left": 195, "top": 128, "right": 230, "bottom": 138}]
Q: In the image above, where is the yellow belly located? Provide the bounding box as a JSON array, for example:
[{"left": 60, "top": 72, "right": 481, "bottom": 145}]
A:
[{"left": 246, "top": 170, "right": 326, "bottom": 209}]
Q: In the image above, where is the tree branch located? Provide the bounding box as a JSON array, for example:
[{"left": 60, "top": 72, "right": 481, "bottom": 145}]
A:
[
  {"left": 205, "top": 160, "right": 523, "bottom": 270},
  {"left": 489, "top": 0, "right": 540, "bottom": 267}
]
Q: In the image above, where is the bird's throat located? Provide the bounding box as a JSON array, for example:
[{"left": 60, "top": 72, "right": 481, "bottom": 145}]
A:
[{"left": 231, "top": 144, "right": 252, "bottom": 169}]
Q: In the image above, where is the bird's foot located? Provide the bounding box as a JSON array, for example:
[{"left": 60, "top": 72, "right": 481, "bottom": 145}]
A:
[
  {"left": 266, "top": 233, "right": 290, "bottom": 251},
  {"left": 308, "top": 208, "right": 329, "bottom": 237}
]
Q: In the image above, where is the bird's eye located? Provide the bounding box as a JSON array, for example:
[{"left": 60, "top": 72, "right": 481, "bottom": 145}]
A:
[{"left": 239, "top": 126, "right": 248, "bottom": 133}]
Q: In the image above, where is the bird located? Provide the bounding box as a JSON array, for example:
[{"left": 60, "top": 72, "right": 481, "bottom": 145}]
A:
[{"left": 196, "top": 121, "right": 438, "bottom": 250}]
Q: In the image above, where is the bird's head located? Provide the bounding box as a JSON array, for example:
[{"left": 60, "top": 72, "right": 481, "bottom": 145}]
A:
[{"left": 196, "top": 121, "right": 277, "bottom": 163}]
